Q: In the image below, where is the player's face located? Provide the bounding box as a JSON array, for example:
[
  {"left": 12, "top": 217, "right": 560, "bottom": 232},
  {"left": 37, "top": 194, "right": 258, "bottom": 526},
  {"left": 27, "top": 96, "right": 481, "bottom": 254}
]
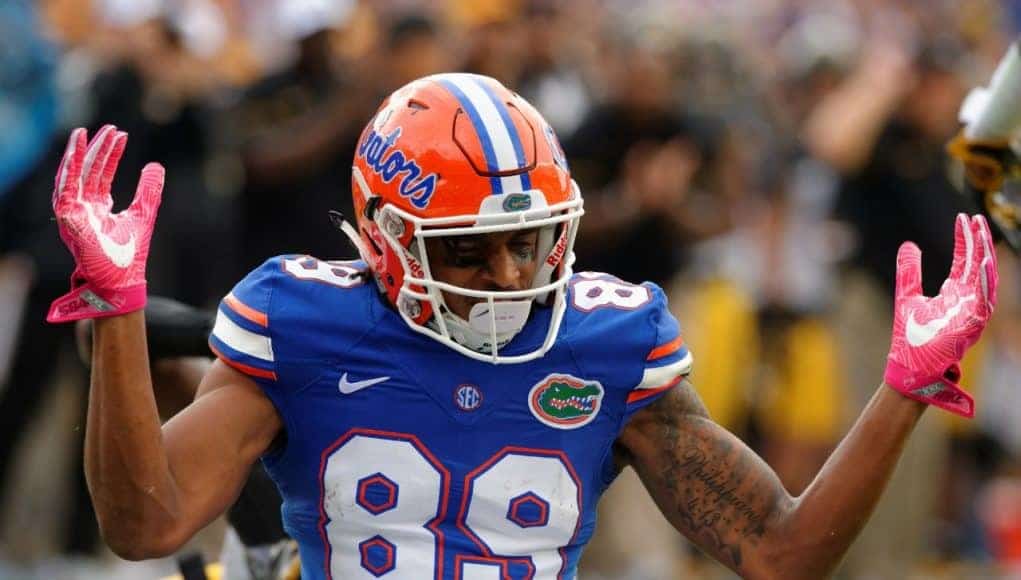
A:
[{"left": 425, "top": 228, "right": 540, "bottom": 320}]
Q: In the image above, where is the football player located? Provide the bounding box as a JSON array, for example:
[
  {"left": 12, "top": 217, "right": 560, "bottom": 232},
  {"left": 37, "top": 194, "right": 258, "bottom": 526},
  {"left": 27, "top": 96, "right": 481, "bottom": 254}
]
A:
[{"left": 50, "top": 74, "right": 996, "bottom": 579}]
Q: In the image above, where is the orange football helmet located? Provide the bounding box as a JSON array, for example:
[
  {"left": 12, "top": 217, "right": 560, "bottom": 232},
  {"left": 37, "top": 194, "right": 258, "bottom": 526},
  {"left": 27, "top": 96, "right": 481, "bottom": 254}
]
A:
[{"left": 341, "top": 73, "right": 584, "bottom": 363}]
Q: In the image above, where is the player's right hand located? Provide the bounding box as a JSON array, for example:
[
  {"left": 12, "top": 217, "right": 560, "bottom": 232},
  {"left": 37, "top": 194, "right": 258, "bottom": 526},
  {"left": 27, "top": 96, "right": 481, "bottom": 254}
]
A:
[
  {"left": 883, "top": 213, "right": 998, "bottom": 417},
  {"left": 46, "top": 125, "right": 164, "bottom": 324}
]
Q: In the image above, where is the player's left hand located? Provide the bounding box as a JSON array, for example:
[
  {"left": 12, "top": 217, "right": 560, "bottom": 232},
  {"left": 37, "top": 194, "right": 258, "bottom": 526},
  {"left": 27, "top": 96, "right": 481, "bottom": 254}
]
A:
[
  {"left": 883, "top": 213, "right": 998, "bottom": 417},
  {"left": 46, "top": 125, "right": 164, "bottom": 323}
]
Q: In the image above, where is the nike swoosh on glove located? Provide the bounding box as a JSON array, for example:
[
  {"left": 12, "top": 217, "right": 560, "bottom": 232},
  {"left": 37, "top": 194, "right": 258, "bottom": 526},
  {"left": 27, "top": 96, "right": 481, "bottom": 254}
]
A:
[
  {"left": 884, "top": 213, "right": 998, "bottom": 417},
  {"left": 46, "top": 125, "right": 164, "bottom": 323}
]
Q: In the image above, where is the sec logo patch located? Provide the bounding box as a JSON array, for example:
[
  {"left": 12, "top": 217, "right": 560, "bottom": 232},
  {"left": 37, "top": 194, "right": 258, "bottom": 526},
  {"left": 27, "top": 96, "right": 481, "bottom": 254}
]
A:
[
  {"left": 528, "top": 374, "right": 604, "bottom": 429},
  {"left": 454, "top": 384, "right": 483, "bottom": 411}
]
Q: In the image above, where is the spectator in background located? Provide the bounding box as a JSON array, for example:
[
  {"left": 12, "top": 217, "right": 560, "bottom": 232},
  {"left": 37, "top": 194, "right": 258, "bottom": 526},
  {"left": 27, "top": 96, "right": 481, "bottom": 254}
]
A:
[
  {"left": 0, "top": 0, "right": 93, "bottom": 561},
  {"left": 565, "top": 39, "right": 737, "bottom": 288},
  {"left": 452, "top": 0, "right": 528, "bottom": 84},
  {"left": 225, "top": 0, "right": 377, "bottom": 275},
  {"left": 515, "top": 1, "right": 593, "bottom": 137},
  {"left": 723, "top": 6, "right": 862, "bottom": 495},
  {"left": 381, "top": 12, "right": 455, "bottom": 90},
  {"left": 1, "top": 0, "right": 238, "bottom": 566},
  {"left": 225, "top": 5, "right": 456, "bottom": 276},
  {"left": 567, "top": 33, "right": 744, "bottom": 580},
  {"left": 0, "top": 0, "right": 59, "bottom": 200},
  {"left": 104, "top": 14, "right": 238, "bottom": 307},
  {"left": 834, "top": 40, "right": 972, "bottom": 298},
  {"left": 809, "top": 24, "right": 975, "bottom": 577}
]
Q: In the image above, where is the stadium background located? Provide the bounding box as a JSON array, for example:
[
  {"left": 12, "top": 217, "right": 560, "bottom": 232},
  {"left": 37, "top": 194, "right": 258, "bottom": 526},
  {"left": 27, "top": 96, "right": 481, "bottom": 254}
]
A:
[{"left": 1, "top": 0, "right": 1020, "bottom": 578}]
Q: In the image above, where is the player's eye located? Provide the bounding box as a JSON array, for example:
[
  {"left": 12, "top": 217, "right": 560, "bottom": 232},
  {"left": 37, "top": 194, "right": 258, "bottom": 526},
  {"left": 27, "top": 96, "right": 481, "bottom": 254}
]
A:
[
  {"left": 508, "top": 230, "right": 538, "bottom": 262},
  {"left": 450, "top": 253, "right": 487, "bottom": 268},
  {"left": 510, "top": 242, "right": 536, "bottom": 262},
  {"left": 442, "top": 237, "right": 486, "bottom": 268}
]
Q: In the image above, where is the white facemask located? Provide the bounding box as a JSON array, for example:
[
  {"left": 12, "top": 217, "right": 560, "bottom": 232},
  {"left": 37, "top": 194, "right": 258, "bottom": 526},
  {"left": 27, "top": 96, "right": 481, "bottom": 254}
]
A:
[{"left": 347, "top": 167, "right": 585, "bottom": 364}]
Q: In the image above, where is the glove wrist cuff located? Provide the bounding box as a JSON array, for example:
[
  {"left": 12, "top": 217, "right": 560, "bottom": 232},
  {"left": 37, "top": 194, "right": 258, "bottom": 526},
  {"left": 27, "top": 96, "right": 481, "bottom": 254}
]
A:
[
  {"left": 46, "top": 283, "right": 147, "bottom": 323},
  {"left": 884, "top": 358, "right": 975, "bottom": 418}
]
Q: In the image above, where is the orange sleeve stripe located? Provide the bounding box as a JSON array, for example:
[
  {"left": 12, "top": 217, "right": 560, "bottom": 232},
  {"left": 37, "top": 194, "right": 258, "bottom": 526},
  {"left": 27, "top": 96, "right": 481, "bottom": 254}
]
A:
[
  {"left": 225, "top": 294, "right": 268, "bottom": 327},
  {"left": 646, "top": 336, "right": 684, "bottom": 361},
  {"left": 209, "top": 342, "right": 277, "bottom": 381},
  {"left": 626, "top": 375, "right": 683, "bottom": 404}
]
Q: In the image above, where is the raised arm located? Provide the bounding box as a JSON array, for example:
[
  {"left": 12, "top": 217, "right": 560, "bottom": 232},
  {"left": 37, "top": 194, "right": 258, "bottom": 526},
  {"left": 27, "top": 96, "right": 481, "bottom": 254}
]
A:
[
  {"left": 75, "top": 297, "right": 216, "bottom": 417},
  {"left": 48, "top": 126, "right": 282, "bottom": 559},
  {"left": 618, "top": 213, "right": 998, "bottom": 579},
  {"left": 87, "top": 314, "right": 280, "bottom": 559},
  {"left": 618, "top": 379, "right": 923, "bottom": 579}
]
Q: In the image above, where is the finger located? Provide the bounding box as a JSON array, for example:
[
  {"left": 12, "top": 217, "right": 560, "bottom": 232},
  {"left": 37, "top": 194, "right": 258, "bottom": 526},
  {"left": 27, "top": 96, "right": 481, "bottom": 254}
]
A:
[
  {"left": 98, "top": 131, "right": 128, "bottom": 211},
  {"left": 963, "top": 214, "right": 986, "bottom": 285},
  {"left": 81, "top": 125, "right": 117, "bottom": 201},
  {"left": 974, "top": 214, "right": 999, "bottom": 311},
  {"left": 980, "top": 256, "right": 998, "bottom": 314},
  {"left": 948, "top": 213, "right": 973, "bottom": 281},
  {"left": 972, "top": 214, "right": 995, "bottom": 265},
  {"left": 128, "top": 162, "right": 165, "bottom": 223},
  {"left": 53, "top": 128, "right": 88, "bottom": 210},
  {"left": 894, "top": 241, "right": 924, "bottom": 301}
]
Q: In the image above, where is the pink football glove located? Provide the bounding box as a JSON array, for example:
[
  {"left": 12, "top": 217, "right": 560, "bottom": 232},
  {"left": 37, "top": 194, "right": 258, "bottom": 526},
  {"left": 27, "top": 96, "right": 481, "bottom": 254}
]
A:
[
  {"left": 46, "top": 125, "right": 164, "bottom": 323},
  {"left": 884, "top": 213, "right": 998, "bottom": 417}
]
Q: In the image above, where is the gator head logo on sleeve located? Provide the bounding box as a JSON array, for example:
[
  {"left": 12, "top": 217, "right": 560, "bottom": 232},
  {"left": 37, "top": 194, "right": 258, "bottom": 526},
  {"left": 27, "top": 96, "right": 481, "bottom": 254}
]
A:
[{"left": 528, "top": 374, "right": 604, "bottom": 429}]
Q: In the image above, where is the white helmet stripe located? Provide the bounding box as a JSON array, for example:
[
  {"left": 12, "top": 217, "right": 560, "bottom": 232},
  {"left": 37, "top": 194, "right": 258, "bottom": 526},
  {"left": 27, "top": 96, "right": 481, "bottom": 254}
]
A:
[{"left": 433, "top": 74, "right": 529, "bottom": 194}]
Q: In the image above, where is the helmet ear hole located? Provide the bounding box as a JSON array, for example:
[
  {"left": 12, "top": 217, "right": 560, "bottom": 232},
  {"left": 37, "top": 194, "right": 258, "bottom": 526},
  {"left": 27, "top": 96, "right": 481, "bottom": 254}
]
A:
[{"left": 363, "top": 196, "right": 383, "bottom": 220}]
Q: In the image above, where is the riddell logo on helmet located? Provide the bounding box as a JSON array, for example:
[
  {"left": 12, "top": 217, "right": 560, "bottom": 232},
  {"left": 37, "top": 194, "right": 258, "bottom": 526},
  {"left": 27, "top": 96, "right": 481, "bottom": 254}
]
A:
[
  {"left": 546, "top": 231, "right": 568, "bottom": 267},
  {"left": 358, "top": 127, "right": 438, "bottom": 209},
  {"left": 405, "top": 251, "right": 425, "bottom": 279}
]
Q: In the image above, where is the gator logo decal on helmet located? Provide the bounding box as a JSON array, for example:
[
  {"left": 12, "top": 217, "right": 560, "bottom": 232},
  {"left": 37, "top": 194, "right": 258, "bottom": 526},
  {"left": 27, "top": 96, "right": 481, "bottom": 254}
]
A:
[
  {"left": 501, "top": 193, "right": 532, "bottom": 212},
  {"left": 528, "top": 374, "right": 604, "bottom": 429}
]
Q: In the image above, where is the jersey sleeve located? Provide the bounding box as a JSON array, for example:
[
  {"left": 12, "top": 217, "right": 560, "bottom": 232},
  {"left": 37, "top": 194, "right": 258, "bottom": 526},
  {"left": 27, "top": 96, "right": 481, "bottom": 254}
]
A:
[
  {"left": 624, "top": 286, "right": 693, "bottom": 414},
  {"left": 208, "top": 259, "right": 279, "bottom": 382}
]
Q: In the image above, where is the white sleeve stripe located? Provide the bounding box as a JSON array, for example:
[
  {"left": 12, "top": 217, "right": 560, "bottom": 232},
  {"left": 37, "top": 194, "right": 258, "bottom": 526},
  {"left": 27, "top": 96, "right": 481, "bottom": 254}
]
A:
[
  {"left": 212, "top": 309, "right": 274, "bottom": 362},
  {"left": 636, "top": 352, "right": 693, "bottom": 390}
]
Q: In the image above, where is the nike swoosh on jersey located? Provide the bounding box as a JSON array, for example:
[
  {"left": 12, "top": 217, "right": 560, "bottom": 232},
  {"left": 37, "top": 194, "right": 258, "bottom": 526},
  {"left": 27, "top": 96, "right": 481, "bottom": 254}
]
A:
[
  {"left": 338, "top": 373, "right": 390, "bottom": 394},
  {"left": 905, "top": 294, "right": 976, "bottom": 347},
  {"left": 85, "top": 204, "right": 136, "bottom": 268}
]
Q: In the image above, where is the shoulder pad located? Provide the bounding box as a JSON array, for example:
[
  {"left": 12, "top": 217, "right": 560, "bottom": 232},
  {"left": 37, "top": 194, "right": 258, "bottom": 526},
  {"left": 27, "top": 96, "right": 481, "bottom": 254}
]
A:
[
  {"left": 562, "top": 272, "right": 692, "bottom": 410},
  {"left": 208, "top": 256, "right": 374, "bottom": 382}
]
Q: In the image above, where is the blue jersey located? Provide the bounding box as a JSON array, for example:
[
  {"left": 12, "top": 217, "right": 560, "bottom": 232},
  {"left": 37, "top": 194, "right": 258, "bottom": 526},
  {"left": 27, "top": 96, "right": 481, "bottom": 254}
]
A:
[{"left": 209, "top": 255, "right": 692, "bottom": 580}]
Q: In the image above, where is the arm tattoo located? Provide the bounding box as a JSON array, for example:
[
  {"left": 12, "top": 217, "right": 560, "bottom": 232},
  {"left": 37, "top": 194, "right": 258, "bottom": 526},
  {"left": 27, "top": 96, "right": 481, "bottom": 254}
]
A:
[{"left": 626, "top": 382, "right": 788, "bottom": 571}]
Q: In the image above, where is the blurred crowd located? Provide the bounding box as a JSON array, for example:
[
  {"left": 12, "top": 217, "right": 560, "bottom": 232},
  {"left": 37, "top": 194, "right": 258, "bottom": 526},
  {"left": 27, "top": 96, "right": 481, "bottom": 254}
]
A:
[{"left": 1, "top": 0, "right": 1020, "bottom": 578}]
